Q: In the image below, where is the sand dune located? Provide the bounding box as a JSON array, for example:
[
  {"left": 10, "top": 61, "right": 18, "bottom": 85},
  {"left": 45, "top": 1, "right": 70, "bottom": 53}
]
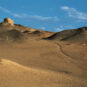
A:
[
  {"left": 0, "top": 19, "right": 87, "bottom": 87},
  {"left": 0, "top": 40, "right": 87, "bottom": 87},
  {"left": 0, "top": 58, "right": 86, "bottom": 87},
  {"left": 44, "top": 27, "right": 87, "bottom": 43}
]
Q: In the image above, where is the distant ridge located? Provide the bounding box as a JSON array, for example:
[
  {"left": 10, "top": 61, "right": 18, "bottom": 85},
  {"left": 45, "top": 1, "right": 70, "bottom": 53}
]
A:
[
  {"left": 0, "top": 18, "right": 87, "bottom": 43},
  {"left": 43, "top": 27, "right": 87, "bottom": 43},
  {"left": 0, "top": 18, "right": 54, "bottom": 42}
]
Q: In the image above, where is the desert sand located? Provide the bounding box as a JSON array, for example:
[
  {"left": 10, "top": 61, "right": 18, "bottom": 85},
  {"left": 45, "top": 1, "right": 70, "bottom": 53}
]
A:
[{"left": 0, "top": 18, "right": 87, "bottom": 87}]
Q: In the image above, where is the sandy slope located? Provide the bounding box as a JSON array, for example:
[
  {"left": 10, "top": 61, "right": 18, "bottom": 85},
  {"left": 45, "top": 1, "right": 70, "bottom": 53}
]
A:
[
  {"left": 0, "top": 59, "right": 85, "bottom": 87},
  {"left": 0, "top": 23, "right": 87, "bottom": 87},
  {"left": 0, "top": 38, "right": 87, "bottom": 87}
]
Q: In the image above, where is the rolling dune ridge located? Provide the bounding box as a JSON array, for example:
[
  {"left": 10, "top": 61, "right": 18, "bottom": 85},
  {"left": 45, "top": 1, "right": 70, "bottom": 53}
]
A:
[{"left": 0, "top": 18, "right": 87, "bottom": 87}]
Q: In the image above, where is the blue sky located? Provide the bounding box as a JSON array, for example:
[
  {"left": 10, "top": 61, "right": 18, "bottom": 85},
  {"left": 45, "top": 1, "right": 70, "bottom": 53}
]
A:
[{"left": 0, "top": 0, "right": 87, "bottom": 32}]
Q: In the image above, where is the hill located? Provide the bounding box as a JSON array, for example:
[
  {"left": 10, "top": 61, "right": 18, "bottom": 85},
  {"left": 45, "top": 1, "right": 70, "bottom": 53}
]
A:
[
  {"left": 44, "top": 27, "right": 87, "bottom": 43},
  {"left": 0, "top": 18, "right": 87, "bottom": 87}
]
